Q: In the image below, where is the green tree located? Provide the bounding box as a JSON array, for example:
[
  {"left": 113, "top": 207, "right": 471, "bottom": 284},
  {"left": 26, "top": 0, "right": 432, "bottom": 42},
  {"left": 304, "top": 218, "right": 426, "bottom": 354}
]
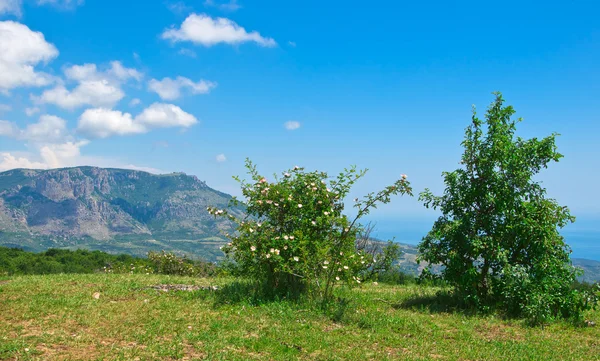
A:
[
  {"left": 210, "top": 159, "right": 412, "bottom": 301},
  {"left": 418, "top": 93, "right": 595, "bottom": 323}
]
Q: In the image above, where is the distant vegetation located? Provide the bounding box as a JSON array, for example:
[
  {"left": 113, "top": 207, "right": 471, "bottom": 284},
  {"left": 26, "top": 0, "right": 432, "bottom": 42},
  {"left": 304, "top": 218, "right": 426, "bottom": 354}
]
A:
[{"left": 0, "top": 247, "right": 216, "bottom": 277}]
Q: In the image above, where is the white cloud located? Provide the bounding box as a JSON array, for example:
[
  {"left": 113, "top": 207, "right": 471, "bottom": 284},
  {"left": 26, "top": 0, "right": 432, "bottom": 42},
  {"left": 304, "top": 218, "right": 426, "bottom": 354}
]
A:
[
  {"left": 36, "top": 140, "right": 88, "bottom": 168},
  {"left": 0, "top": 114, "right": 68, "bottom": 143},
  {"left": 0, "top": 152, "right": 47, "bottom": 171},
  {"left": 161, "top": 13, "right": 276, "bottom": 47},
  {"left": 25, "top": 107, "right": 40, "bottom": 116},
  {"left": 107, "top": 61, "right": 143, "bottom": 82},
  {"left": 0, "top": 120, "right": 19, "bottom": 137},
  {"left": 0, "top": 110, "right": 163, "bottom": 173},
  {"left": 0, "top": 0, "right": 82, "bottom": 18},
  {"left": 0, "top": 121, "right": 88, "bottom": 171},
  {"left": 0, "top": 104, "right": 11, "bottom": 113},
  {"left": 178, "top": 48, "right": 197, "bottom": 58},
  {"left": 0, "top": 21, "right": 59, "bottom": 92},
  {"left": 166, "top": 1, "right": 191, "bottom": 15},
  {"left": 119, "top": 164, "right": 162, "bottom": 174},
  {"left": 77, "top": 108, "right": 144, "bottom": 138},
  {"left": 77, "top": 103, "right": 197, "bottom": 138},
  {"left": 136, "top": 103, "right": 197, "bottom": 128},
  {"left": 22, "top": 114, "right": 68, "bottom": 143},
  {"left": 36, "top": 81, "right": 124, "bottom": 109},
  {"left": 36, "top": 0, "right": 84, "bottom": 9},
  {"left": 215, "top": 153, "right": 226, "bottom": 162},
  {"left": 35, "top": 61, "right": 142, "bottom": 109},
  {"left": 284, "top": 121, "right": 300, "bottom": 130},
  {"left": 0, "top": 0, "right": 21, "bottom": 16},
  {"left": 148, "top": 76, "right": 216, "bottom": 100},
  {"left": 204, "top": 0, "right": 241, "bottom": 11},
  {"left": 129, "top": 98, "right": 141, "bottom": 107}
]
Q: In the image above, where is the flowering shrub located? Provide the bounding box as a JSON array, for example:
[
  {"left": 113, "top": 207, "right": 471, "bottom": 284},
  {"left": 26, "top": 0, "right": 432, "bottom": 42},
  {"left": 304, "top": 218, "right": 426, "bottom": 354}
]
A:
[
  {"left": 148, "top": 251, "right": 217, "bottom": 277},
  {"left": 209, "top": 159, "right": 412, "bottom": 300}
]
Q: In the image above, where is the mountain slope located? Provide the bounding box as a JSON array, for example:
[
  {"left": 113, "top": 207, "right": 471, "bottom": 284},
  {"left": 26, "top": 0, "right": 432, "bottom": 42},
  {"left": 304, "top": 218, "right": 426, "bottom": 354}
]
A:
[{"left": 0, "top": 167, "right": 242, "bottom": 260}]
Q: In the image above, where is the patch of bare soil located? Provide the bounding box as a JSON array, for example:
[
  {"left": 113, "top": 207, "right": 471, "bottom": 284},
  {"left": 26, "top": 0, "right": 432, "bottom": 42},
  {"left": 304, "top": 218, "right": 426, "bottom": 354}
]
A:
[{"left": 147, "top": 284, "right": 218, "bottom": 292}]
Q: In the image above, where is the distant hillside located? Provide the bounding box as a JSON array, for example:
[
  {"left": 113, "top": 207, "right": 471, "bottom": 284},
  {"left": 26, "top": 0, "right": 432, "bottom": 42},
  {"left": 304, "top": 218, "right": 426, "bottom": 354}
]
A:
[
  {"left": 0, "top": 167, "right": 243, "bottom": 260},
  {"left": 395, "top": 242, "right": 600, "bottom": 284}
]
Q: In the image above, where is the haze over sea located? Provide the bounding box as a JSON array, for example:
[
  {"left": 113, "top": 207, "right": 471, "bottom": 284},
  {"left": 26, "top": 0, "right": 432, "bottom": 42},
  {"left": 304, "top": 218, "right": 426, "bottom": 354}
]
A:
[{"left": 367, "top": 216, "right": 600, "bottom": 262}]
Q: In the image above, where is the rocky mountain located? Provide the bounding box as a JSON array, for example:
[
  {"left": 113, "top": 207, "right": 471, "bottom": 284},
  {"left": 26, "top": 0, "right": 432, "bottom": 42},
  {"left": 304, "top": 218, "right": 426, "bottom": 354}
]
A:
[{"left": 0, "top": 167, "right": 243, "bottom": 260}]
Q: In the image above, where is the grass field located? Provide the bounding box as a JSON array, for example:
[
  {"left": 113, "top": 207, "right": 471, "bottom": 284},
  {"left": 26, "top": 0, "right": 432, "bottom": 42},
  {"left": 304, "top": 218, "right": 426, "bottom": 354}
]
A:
[{"left": 1, "top": 274, "right": 599, "bottom": 360}]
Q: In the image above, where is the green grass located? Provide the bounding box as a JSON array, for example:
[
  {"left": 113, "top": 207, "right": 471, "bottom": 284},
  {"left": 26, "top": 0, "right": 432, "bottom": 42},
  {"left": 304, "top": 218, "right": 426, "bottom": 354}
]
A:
[{"left": 1, "top": 274, "right": 599, "bottom": 360}]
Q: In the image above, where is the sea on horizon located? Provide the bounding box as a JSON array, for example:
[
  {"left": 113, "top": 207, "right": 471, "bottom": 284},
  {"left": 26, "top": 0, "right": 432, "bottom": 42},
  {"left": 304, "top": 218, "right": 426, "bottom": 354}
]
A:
[{"left": 366, "top": 217, "right": 600, "bottom": 262}]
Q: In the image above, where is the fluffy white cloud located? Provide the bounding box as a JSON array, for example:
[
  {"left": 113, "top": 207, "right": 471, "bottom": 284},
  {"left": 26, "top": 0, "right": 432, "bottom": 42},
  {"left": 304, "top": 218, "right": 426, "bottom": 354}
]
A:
[
  {"left": 0, "top": 21, "right": 59, "bottom": 92},
  {"left": 0, "top": 110, "right": 162, "bottom": 173},
  {"left": 161, "top": 13, "right": 276, "bottom": 47},
  {"left": 148, "top": 76, "right": 216, "bottom": 100},
  {"left": 0, "top": 152, "right": 47, "bottom": 171},
  {"left": 135, "top": 103, "right": 197, "bottom": 128},
  {"left": 38, "top": 140, "right": 88, "bottom": 168},
  {"left": 0, "top": 116, "right": 88, "bottom": 171},
  {"left": 0, "top": 0, "right": 22, "bottom": 16},
  {"left": 36, "top": 81, "right": 124, "bottom": 109},
  {"left": 284, "top": 121, "right": 300, "bottom": 130},
  {"left": 107, "top": 61, "right": 143, "bottom": 82},
  {"left": 129, "top": 98, "right": 141, "bottom": 107},
  {"left": 35, "top": 61, "right": 141, "bottom": 109},
  {"left": 22, "top": 114, "right": 68, "bottom": 143},
  {"left": 77, "top": 103, "right": 197, "bottom": 138},
  {"left": 77, "top": 108, "right": 144, "bottom": 138},
  {"left": 215, "top": 153, "right": 226, "bottom": 162},
  {"left": 0, "top": 114, "right": 68, "bottom": 143}
]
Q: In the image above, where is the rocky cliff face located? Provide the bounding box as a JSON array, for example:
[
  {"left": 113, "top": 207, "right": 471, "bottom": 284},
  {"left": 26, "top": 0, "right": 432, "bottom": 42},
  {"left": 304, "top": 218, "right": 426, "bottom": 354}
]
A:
[{"left": 0, "top": 167, "right": 242, "bottom": 258}]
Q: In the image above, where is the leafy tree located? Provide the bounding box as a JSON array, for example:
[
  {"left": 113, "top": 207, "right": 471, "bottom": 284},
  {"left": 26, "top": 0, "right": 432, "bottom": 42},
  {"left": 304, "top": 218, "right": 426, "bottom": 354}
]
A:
[
  {"left": 209, "top": 159, "right": 412, "bottom": 301},
  {"left": 418, "top": 92, "right": 595, "bottom": 323}
]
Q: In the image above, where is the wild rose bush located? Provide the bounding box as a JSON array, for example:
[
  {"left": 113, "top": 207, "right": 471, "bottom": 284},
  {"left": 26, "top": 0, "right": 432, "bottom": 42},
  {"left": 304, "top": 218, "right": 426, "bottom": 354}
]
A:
[{"left": 209, "top": 159, "right": 412, "bottom": 300}]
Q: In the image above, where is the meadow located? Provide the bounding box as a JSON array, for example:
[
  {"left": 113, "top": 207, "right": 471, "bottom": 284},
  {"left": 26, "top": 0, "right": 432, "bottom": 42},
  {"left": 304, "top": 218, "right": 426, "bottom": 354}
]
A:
[{"left": 1, "top": 273, "right": 599, "bottom": 361}]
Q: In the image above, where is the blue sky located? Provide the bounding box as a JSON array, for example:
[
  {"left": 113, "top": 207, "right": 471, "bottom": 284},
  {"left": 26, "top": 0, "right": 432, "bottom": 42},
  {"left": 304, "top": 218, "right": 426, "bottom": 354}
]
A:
[{"left": 0, "top": 0, "right": 599, "bottom": 225}]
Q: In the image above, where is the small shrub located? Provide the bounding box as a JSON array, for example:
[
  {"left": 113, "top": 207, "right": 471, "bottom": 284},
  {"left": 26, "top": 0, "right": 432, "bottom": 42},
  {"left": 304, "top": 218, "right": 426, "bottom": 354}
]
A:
[
  {"left": 147, "top": 250, "right": 217, "bottom": 277},
  {"left": 209, "top": 159, "right": 412, "bottom": 301}
]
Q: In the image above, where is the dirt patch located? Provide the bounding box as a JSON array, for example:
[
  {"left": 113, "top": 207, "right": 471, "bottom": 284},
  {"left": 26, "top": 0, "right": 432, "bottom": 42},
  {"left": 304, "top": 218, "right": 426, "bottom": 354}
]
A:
[
  {"left": 0, "top": 280, "right": 11, "bottom": 285},
  {"left": 474, "top": 323, "right": 524, "bottom": 342},
  {"left": 147, "top": 284, "right": 218, "bottom": 292},
  {"left": 322, "top": 323, "right": 343, "bottom": 332}
]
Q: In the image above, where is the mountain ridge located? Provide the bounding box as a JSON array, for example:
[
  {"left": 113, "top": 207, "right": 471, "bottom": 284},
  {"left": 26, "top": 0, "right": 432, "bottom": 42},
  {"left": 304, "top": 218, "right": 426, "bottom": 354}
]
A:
[{"left": 0, "top": 166, "right": 242, "bottom": 260}]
